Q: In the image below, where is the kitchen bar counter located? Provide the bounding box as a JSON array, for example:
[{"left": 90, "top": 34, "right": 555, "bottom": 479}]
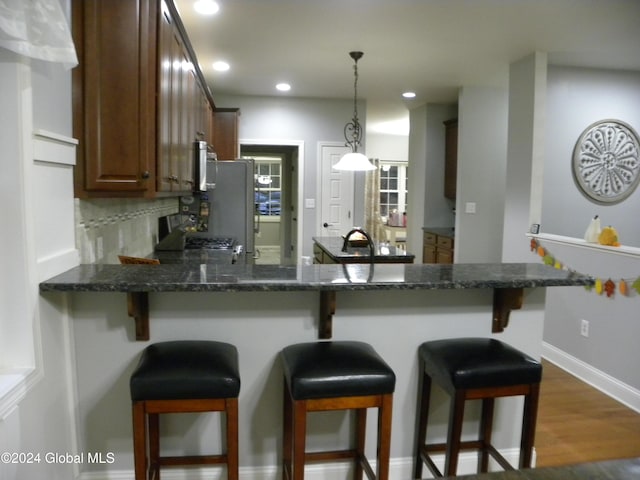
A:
[
  {"left": 41, "top": 261, "right": 594, "bottom": 477},
  {"left": 313, "top": 236, "right": 415, "bottom": 263},
  {"left": 444, "top": 457, "right": 640, "bottom": 479},
  {"left": 40, "top": 263, "right": 592, "bottom": 340},
  {"left": 39, "top": 263, "right": 590, "bottom": 293}
]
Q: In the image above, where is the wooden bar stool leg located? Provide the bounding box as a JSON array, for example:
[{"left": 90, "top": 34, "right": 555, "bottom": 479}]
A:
[
  {"left": 148, "top": 412, "right": 160, "bottom": 480},
  {"left": 377, "top": 394, "right": 393, "bottom": 480},
  {"left": 226, "top": 398, "right": 239, "bottom": 480},
  {"left": 283, "top": 384, "right": 293, "bottom": 480},
  {"left": 292, "top": 399, "right": 307, "bottom": 480},
  {"left": 355, "top": 408, "right": 367, "bottom": 480},
  {"left": 520, "top": 384, "right": 540, "bottom": 469},
  {"left": 444, "top": 390, "right": 466, "bottom": 477},
  {"left": 132, "top": 402, "right": 148, "bottom": 480},
  {"left": 478, "top": 398, "right": 495, "bottom": 473},
  {"left": 413, "top": 369, "right": 431, "bottom": 480}
]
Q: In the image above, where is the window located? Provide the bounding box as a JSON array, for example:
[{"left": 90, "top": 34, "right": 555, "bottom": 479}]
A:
[
  {"left": 253, "top": 156, "right": 282, "bottom": 216},
  {"left": 379, "top": 161, "right": 408, "bottom": 218}
]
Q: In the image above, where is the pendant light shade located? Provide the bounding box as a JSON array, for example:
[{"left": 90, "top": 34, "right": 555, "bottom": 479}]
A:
[
  {"left": 333, "top": 152, "right": 376, "bottom": 171},
  {"left": 334, "top": 51, "right": 376, "bottom": 172}
]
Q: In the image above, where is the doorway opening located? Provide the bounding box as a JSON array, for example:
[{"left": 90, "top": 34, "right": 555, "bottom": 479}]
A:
[{"left": 241, "top": 143, "right": 301, "bottom": 265}]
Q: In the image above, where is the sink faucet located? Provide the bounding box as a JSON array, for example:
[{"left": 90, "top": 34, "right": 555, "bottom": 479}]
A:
[{"left": 342, "top": 227, "right": 375, "bottom": 263}]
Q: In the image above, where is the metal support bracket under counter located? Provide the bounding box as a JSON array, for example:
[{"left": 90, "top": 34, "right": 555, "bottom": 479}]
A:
[{"left": 39, "top": 263, "right": 592, "bottom": 341}]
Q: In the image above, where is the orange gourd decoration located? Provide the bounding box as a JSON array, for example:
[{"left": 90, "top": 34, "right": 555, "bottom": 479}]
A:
[{"left": 619, "top": 279, "right": 628, "bottom": 296}]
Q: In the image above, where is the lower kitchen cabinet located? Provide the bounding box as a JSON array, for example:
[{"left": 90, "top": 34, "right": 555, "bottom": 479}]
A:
[{"left": 423, "top": 229, "right": 455, "bottom": 264}]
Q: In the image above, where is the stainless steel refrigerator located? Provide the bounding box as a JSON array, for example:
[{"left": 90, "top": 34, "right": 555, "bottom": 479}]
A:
[{"left": 187, "top": 159, "right": 255, "bottom": 254}]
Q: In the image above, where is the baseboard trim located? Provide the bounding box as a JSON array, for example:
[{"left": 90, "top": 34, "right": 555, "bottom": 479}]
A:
[
  {"left": 542, "top": 342, "right": 640, "bottom": 414},
  {"left": 77, "top": 449, "right": 530, "bottom": 480}
]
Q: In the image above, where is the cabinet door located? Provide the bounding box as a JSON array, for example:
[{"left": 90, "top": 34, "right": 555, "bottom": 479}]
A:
[
  {"left": 444, "top": 119, "right": 458, "bottom": 200},
  {"left": 179, "top": 66, "right": 197, "bottom": 191},
  {"left": 157, "top": 4, "right": 173, "bottom": 192},
  {"left": 212, "top": 109, "right": 240, "bottom": 160},
  {"left": 73, "top": 0, "right": 156, "bottom": 195},
  {"left": 436, "top": 249, "right": 454, "bottom": 264},
  {"left": 157, "top": 5, "right": 194, "bottom": 193},
  {"left": 423, "top": 244, "right": 437, "bottom": 264}
]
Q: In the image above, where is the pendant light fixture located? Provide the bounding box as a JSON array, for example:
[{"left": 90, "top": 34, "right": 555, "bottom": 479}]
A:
[{"left": 333, "top": 51, "right": 376, "bottom": 171}]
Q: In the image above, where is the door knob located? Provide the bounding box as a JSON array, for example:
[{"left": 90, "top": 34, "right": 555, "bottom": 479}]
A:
[{"left": 323, "top": 222, "right": 331, "bottom": 228}]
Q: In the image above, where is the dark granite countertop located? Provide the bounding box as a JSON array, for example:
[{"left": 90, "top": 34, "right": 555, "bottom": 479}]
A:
[
  {"left": 313, "top": 236, "right": 415, "bottom": 263},
  {"left": 39, "top": 262, "right": 592, "bottom": 293},
  {"left": 443, "top": 457, "right": 640, "bottom": 479}
]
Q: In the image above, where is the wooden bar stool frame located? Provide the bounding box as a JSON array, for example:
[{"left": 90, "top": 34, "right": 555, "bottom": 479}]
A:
[
  {"left": 413, "top": 361, "right": 540, "bottom": 478},
  {"left": 282, "top": 382, "right": 393, "bottom": 480},
  {"left": 132, "top": 397, "right": 239, "bottom": 480}
]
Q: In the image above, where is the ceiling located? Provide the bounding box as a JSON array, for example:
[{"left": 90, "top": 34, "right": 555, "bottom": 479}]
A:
[{"left": 174, "top": 0, "right": 640, "bottom": 135}]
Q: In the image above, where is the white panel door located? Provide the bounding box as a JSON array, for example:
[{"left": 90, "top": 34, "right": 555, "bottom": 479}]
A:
[{"left": 320, "top": 144, "right": 354, "bottom": 237}]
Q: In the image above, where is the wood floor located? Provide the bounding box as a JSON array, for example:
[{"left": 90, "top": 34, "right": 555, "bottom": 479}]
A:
[{"left": 535, "top": 359, "right": 640, "bottom": 467}]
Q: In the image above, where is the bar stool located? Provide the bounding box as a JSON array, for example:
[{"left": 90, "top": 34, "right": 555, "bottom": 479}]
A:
[
  {"left": 413, "top": 338, "right": 542, "bottom": 478},
  {"left": 130, "top": 341, "right": 240, "bottom": 480},
  {"left": 281, "top": 341, "right": 396, "bottom": 480}
]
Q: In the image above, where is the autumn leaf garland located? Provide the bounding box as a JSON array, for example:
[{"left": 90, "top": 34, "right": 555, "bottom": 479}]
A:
[{"left": 529, "top": 238, "right": 640, "bottom": 298}]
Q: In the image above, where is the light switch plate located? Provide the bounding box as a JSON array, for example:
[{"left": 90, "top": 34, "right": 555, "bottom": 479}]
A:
[
  {"left": 305, "top": 198, "right": 315, "bottom": 208},
  {"left": 465, "top": 202, "right": 476, "bottom": 214}
]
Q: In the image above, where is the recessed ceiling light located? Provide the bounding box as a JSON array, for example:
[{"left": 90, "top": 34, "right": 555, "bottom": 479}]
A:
[
  {"left": 194, "top": 0, "right": 219, "bottom": 15},
  {"left": 212, "top": 61, "right": 230, "bottom": 72},
  {"left": 276, "top": 83, "right": 291, "bottom": 92},
  {"left": 402, "top": 91, "right": 416, "bottom": 99}
]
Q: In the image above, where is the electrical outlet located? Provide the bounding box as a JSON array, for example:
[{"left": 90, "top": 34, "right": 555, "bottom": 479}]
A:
[{"left": 580, "top": 319, "right": 589, "bottom": 337}]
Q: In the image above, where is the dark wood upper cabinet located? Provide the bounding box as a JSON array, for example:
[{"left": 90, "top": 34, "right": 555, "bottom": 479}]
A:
[
  {"left": 72, "top": 0, "right": 157, "bottom": 196},
  {"left": 212, "top": 108, "right": 240, "bottom": 160},
  {"left": 72, "top": 0, "right": 237, "bottom": 198},
  {"left": 443, "top": 118, "right": 458, "bottom": 200}
]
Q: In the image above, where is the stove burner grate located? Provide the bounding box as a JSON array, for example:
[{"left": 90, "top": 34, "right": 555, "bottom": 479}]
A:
[{"left": 185, "top": 236, "right": 235, "bottom": 250}]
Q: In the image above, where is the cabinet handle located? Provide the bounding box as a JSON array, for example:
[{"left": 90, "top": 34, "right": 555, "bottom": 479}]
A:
[{"left": 141, "top": 171, "right": 150, "bottom": 180}]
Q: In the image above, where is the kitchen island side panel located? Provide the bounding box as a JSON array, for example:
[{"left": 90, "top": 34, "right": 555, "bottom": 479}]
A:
[{"left": 64, "top": 287, "right": 545, "bottom": 476}]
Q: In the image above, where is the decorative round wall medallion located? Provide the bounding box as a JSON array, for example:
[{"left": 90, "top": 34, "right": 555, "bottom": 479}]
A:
[{"left": 572, "top": 119, "right": 640, "bottom": 204}]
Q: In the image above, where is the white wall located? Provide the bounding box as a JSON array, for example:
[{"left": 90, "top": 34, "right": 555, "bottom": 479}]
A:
[
  {"left": 406, "top": 104, "right": 428, "bottom": 260},
  {"left": 456, "top": 87, "right": 508, "bottom": 263},
  {"left": 502, "top": 53, "right": 548, "bottom": 262},
  {"left": 0, "top": 40, "right": 78, "bottom": 480},
  {"left": 542, "top": 66, "right": 640, "bottom": 244},
  {"left": 540, "top": 66, "right": 640, "bottom": 396}
]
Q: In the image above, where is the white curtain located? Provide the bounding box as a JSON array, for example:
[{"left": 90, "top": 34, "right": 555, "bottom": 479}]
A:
[
  {"left": 364, "top": 158, "right": 383, "bottom": 241},
  {"left": 0, "top": 0, "right": 77, "bottom": 68}
]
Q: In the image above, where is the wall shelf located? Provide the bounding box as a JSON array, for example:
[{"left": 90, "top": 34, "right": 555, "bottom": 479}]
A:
[{"left": 528, "top": 233, "right": 640, "bottom": 259}]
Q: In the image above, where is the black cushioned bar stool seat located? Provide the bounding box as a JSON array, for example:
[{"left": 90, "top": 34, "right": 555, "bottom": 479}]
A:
[
  {"left": 130, "top": 341, "right": 240, "bottom": 480},
  {"left": 413, "top": 338, "right": 542, "bottom": 478},
  {"left": 281, "top": 341, "right": 395, "bottom": 480}
]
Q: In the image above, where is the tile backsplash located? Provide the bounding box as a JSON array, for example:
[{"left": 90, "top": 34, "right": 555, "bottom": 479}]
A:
[{"left": 75, "top": 198, "right": 178, "bottom": 264}]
